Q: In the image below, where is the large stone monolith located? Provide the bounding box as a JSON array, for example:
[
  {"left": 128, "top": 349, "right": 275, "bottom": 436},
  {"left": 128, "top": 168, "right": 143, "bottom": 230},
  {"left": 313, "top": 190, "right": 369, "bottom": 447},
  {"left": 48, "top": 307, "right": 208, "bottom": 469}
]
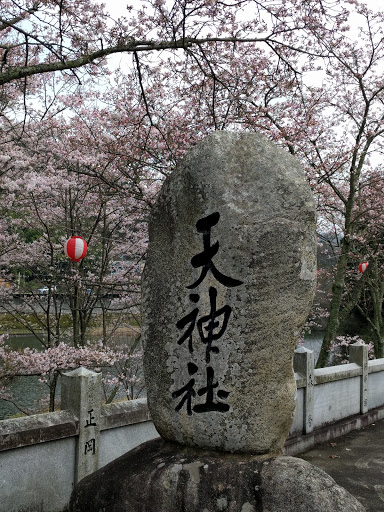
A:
[
  {"left": 142, "top": 131, "right": 316, "bottom": 454},
  {"left": 69, "top": 132, "right": 366, "bottom": 512}
]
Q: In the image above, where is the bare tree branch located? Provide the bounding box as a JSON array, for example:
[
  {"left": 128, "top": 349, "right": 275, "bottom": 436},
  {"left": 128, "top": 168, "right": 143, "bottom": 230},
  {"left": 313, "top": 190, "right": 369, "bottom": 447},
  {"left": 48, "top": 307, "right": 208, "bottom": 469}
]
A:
[{"left": 0, "top": 35, "right": 312, "bottom": 86}]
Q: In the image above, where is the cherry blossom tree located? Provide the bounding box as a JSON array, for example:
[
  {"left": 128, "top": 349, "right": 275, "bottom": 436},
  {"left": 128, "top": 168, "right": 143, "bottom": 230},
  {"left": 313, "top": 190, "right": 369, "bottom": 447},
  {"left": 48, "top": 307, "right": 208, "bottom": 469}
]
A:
[
  {"left": 0, "top": 0, "right": 350, "bottom": 158},
  {"left": 208, "top": 1, "right": 384, "bottom": 366},
  {"left": 340, "top": 169, "right": 384, "bottom": 357},
  {"left": 0, "top": 0, "right": 383, "bottom": 417},
  {"left": 0, "top": 0, "right": 337, "bottom": 86},
  {"left": 0, "top": 333, "right": 144, "bottom": 414},
  {"left": 0, "top": 116, "right": 149, "bottom": 412}
]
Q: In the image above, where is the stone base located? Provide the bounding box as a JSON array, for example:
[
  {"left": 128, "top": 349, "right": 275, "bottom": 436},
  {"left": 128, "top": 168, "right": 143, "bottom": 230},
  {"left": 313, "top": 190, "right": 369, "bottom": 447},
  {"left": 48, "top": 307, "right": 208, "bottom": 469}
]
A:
[{"left": 69, "top": 438, "right": 366, "bottom": 512}]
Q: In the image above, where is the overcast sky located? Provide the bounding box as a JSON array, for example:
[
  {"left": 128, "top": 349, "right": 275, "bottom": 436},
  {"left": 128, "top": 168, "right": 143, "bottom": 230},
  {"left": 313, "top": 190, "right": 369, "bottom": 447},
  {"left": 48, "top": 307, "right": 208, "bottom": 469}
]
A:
[{"left": 101, "top": 0, "right": 381, "bottom": 21}]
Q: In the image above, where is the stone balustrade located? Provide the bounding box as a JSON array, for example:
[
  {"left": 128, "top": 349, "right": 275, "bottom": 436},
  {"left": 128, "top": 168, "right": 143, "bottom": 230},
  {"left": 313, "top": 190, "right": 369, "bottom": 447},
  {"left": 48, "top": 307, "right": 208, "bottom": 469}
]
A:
[{"left": 1, "top": 344, "right": 384, "bottom": 512}]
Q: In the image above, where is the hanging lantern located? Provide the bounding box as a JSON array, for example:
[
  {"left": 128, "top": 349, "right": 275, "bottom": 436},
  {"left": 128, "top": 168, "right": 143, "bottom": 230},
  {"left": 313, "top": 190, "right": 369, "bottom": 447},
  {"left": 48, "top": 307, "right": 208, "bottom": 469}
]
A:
[
  {"left": 64, "top": 236, "right": 88, "bottom": 262},
  {"left": 358, "top": 262, "right": 368, "bottom": 273}
]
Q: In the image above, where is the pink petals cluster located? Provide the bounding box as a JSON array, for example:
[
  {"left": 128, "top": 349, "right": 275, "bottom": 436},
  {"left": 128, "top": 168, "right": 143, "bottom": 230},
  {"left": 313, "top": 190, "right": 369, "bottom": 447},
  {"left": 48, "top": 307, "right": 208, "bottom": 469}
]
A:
[
  {"left": 0, "top": 335, "right": 145, "bottom": 412},
  {"left": 0, "top": 337, "right": 122, "bottom": 379},
  {"left": 329, "top": 335, "right": 375, "bottom": 365}
]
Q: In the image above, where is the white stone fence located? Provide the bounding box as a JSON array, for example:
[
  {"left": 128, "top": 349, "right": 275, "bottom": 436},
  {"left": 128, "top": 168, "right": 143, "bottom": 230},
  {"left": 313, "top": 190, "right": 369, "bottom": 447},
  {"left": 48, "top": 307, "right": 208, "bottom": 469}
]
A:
[
  {"left": 287, "top": 341, "right": 384, "bottom": 453},
  {"left": 1, "top": 342, "right": 384, "bottom": 512}
]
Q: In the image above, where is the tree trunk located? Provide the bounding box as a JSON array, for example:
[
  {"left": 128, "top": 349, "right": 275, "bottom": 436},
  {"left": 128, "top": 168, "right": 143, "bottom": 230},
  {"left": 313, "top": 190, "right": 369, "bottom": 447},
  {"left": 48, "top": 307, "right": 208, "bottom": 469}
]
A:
[
  {"left": 72, "top": 284, "right": 79, "bottom": 348},
  {"left": 367, "top": 262, "right": 384, "bottom": 358},
  {"left": 49, "top": 371, "right": 59, "bottom": 412},
  {"left": 316, "top": 240, "right": 350, "bottom": 368}
]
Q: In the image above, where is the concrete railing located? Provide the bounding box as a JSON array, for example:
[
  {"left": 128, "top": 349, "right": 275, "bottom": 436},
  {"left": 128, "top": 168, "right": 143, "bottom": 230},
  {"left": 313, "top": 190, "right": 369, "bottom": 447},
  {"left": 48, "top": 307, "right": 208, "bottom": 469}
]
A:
[
  {"left": 286, "top": 341, "right": 384, "bottom": 454},
  {"left": 1, "top": 342, "right": 384, "bottom": 512}
]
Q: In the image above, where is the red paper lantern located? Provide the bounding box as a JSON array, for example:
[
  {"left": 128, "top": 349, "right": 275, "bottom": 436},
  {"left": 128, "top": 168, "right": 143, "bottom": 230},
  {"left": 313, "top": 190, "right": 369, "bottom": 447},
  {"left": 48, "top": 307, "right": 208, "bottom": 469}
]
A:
[
  {"left": 64, "top": 236, "right": 88, "bottom": 262},
  {"left": 358, "top": 262, "right": 368, "bottom": 273}
]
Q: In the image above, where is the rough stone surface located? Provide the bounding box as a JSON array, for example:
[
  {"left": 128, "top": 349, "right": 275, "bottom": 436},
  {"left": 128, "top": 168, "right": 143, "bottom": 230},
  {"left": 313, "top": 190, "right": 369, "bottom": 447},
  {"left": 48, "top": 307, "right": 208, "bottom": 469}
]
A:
[
  {"left": 62, "top": 367, "right": 101, "bottom": 482},
  {"left": 261, "top": 456, "right": 365, "bottom": 512},
  {"left": 142, "top": 132, "right": 317, "bottom": 454},
  {"left": 69, "top": 438, "right": 366, "bottom": 512}
]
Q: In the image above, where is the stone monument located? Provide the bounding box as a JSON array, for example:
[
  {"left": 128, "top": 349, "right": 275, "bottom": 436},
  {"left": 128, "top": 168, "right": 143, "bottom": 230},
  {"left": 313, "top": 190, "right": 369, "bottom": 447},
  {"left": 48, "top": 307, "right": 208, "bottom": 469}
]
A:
[
  {"left": 69, "top": 132, "right": 366, "bottom": 511},
  {"left": 141, "top": 131, "right": 316, "bottom": 455}
]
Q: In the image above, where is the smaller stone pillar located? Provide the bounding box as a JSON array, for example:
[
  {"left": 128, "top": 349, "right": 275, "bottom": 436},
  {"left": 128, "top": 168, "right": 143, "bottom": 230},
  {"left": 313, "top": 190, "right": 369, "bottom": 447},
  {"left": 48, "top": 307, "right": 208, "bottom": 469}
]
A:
[
  {"left": 294, "top": 347, "right": 315, "bottom": 434},
  {"left": 349, "top": 341, "right": 369, "bottom": 414},
  {"left": 61, "top": 367, "right": 102, "bottom": 483}
]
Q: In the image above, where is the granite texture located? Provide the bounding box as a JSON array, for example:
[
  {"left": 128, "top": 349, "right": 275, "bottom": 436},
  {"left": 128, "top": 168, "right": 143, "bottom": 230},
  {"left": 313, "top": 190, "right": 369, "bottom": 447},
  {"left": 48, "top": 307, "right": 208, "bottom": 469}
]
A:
[
  {"left": 69, "top": 438, "right": 366, "bottom": 512},
  {"left": 141, "top": 132, "right": 317, "bottom": 454}
]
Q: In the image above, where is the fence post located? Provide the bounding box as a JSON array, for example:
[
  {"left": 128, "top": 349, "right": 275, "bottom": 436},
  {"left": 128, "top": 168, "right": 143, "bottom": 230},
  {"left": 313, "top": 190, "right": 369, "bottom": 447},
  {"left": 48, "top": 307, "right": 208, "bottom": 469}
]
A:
[
  {"left": 294, "top": 347, "right": 315, "bottom": 434},
  {"left": 349, "top": 341, "right": 369, "bottom": 414},
  {"left": 61, "top": 367, "right": 102, "bottom": 483}
]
